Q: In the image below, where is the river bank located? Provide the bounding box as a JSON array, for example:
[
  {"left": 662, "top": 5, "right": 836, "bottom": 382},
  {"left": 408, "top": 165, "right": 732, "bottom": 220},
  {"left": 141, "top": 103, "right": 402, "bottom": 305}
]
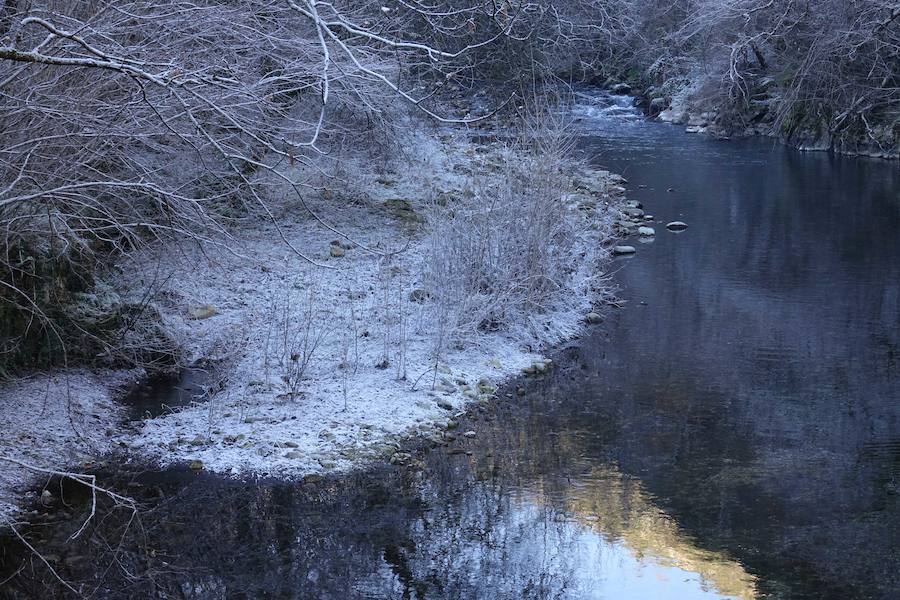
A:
[
  {"left": 0, "top": 370, "right": 142, "bottom": 525},
  {"left": 0, "top": 124, "right": 636, "bottom": 521},
  {"left": 606, "top": 81, "right": 900, "bottom": 161}
]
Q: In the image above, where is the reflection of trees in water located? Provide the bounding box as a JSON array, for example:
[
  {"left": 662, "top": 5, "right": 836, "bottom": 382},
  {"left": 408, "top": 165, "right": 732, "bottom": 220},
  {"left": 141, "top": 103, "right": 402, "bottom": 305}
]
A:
[
  {"left": 0, "top": 360, "right": 896, "bottom": 599},
  {"left": 0, "top": 462, "right": 588, "bottom": 598},
  {"left": 2, "top": 402, "right": 754, "bottom": 600},
  {"left": 559, "top": 144, "right": 900, "bottom": 597},
  {"left": 531, "top": 347, "right": 899, "bottom": 599},
  {"left": 560, "top": 463, "right": 756, "bottom": 600}
]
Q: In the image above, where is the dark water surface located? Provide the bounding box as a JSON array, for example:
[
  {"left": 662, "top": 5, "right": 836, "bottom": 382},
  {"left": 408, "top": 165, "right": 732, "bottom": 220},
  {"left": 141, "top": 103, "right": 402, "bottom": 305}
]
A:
[{"left": 2, "top": 94, "right": 899, "bottom": 599}]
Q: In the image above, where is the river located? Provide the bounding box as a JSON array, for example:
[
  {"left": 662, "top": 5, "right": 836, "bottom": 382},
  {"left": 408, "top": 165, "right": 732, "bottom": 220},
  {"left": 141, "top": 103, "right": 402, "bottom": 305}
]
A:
[{"left": 1, "top": 92, "right": 898, "bottom": 599}]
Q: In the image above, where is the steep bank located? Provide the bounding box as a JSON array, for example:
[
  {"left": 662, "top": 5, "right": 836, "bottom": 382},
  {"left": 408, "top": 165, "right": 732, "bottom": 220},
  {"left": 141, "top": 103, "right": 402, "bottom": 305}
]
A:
[{"left": 581, "top": 0, "right": 899, "bottom": 161}]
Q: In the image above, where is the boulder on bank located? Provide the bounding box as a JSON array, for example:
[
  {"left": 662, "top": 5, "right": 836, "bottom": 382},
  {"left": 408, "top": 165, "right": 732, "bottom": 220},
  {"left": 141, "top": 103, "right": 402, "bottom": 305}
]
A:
[
  {"left": 384, "top": 198, "right": 424, "bottom": 223},
  {"left": 658, "top": 108, "right": 688, "bottom": 125},
  {"left": 666, "top": 221, "right": 688, "bottom": 231}
]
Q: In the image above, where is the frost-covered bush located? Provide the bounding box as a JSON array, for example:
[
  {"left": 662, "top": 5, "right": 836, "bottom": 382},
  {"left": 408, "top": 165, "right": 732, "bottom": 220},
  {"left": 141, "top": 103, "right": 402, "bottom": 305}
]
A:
[{"left": 421, "top": 113, "right": 610, "bottom": 354}]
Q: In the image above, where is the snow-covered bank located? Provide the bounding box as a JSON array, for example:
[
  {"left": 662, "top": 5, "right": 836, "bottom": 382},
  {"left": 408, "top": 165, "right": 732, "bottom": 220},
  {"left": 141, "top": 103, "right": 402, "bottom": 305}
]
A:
[
  {"left": 0, "top": 369, "right": 141, "bottom": 523},
  {"left": 0, "top": 126, "right": 631, "bottom": 518},
  {"left": 116, "top": 129, "right": 626, "bottom": 478}
]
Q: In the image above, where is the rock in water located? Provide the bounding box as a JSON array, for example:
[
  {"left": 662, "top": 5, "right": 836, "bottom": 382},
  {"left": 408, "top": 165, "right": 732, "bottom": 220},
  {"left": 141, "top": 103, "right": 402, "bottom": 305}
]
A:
[
  {"left": 638, "top": 226, "right": 656, "bottom": 237},
  {"left": 666, "top": 221, "right": 688, "bottom": 231},
  {"left": 585, "top": 312, "right": 603, "bottom": 324},
  {"left": 613, "top": 245, "right": 636, "bottom": 255},
  {"left": 611, "top": 83, "right": 631, "bottom": 95}
]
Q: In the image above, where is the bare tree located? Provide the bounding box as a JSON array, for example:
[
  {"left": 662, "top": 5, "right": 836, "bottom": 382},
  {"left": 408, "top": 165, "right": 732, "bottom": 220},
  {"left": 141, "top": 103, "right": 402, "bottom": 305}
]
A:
[
  {"left": 0, "top": 0, "right": 535, "bottom": 371},
  {"left": 598, "top": 0, "right": 899, "bottom": 150}
]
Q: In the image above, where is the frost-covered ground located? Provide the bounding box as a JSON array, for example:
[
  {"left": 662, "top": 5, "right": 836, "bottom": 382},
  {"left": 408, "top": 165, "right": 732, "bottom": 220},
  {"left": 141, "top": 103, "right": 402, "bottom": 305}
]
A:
[
  {"left": 116, "top": 128, "right": 626, "bottom": 478},
  {"left": 0, "top": 127, "right": 631, "bottom": 518},
  {"left": 0, "top": 369, "right": 141, "bottom": 523}
]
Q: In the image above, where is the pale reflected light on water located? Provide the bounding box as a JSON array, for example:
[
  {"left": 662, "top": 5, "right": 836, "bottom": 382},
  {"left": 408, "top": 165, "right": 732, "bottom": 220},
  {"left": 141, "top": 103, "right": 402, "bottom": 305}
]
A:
[{"left": 560, "top": 464, "right": 757, "bottom": 600}]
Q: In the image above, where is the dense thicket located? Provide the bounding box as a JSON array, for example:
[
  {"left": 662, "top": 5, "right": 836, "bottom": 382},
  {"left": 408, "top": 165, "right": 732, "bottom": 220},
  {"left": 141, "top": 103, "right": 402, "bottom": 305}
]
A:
[{"left": 600, "top": 0, "right": 900, "bottom": 154}]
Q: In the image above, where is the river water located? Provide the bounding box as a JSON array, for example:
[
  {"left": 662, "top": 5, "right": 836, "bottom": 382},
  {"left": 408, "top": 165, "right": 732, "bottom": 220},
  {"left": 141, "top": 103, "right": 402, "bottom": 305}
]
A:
[{"left": 2, "top": 93, "right": 899, "bottom": 599}]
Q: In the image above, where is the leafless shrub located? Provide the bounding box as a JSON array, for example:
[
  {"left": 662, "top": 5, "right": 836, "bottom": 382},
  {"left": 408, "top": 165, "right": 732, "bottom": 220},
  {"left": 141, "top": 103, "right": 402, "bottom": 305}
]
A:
[
  {"left": 421, "top": 99, "right": 604, "bottom": 356},
  {"left": 373, "top": 255, "right": 410, "bottom": 380},
  {"left": 265, "top": 282, "right": 331, "bottom": 400}
]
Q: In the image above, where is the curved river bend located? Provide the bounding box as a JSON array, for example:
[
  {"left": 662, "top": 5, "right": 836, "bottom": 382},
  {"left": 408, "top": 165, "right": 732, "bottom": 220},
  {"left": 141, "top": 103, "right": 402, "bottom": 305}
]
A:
[{"left": 1, "top": 93, "right": 898, "bottom": 599}]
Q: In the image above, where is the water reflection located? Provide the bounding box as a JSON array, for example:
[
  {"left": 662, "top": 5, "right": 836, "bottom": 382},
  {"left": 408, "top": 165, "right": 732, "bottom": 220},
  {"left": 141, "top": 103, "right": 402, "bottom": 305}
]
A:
[
  {"left": 562, "top": 464, "right": 756, "bottom": 600},
  {"left": 0, "top": 396, "right": 756, "bottom": 600},
  {"left": 573, "top": 92, "right": 900, "bottom": 599}
]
